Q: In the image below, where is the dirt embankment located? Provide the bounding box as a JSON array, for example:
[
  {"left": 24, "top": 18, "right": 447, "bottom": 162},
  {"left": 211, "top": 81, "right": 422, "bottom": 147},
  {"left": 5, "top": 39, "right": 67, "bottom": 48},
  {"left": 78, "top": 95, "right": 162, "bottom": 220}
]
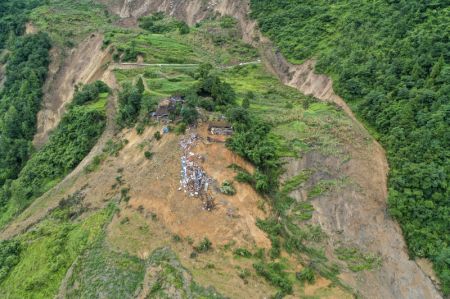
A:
[
  {"left": 33, "top": 33, "right": 110, "bottom": 148},
  {"left": 98, "top": 1, "right": 442, "bottom": 298}
]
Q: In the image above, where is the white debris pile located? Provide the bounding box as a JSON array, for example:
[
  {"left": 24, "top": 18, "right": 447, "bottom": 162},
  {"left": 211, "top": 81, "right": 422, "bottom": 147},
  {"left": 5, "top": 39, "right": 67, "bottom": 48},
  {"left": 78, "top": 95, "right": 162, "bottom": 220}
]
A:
[{"left": 179, "top": 134, "right": 215, "bottom": 211}]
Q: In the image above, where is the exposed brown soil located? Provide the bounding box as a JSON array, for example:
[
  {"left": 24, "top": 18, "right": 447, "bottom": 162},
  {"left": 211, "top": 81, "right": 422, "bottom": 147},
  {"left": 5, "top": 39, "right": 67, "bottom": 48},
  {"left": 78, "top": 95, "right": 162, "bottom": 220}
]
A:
[
  {"left": 33, "top": 33, "right": 111, "bottom": 148},
  {"left": 123, "top": 124, "right": 270, "bottom": 249},
  {"left": 2, "top": 122, "right": 269, "bottom": 246},
  {"left": 25, "top": 22, "right": 38, "bottom": 34}
]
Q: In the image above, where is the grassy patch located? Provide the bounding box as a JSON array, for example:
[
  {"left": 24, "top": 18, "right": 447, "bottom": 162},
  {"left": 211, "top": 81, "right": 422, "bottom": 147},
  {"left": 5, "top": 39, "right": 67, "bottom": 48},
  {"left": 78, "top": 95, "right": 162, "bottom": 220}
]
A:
[
  {"left": 65, "top": 237, "right": 145, "bottom": 298},
  {"left": 30, "top": 0, "right": 114, "bottom": 47},
  {"left": 308, "top": 178, "right": 349, "bottom": 199},
  {"left": 115, "top": 66, "right": 198, "bottom": 99},
  {"left": 281, "top": 170, "right": 312, "bottom": 195},
  {"left": 109, "top": 30, "right": 200, "bottom": 63},
  {"left": 335, "top": 247, "right": 382, "bottom": 272},
  {"left": 0, "top": 205, "right": 114, "bottom": 298},
  {"left": 253, "top": 261, "right": 293, "bottom": 296},
  {"left": 145, "top": 247, "right": 225, "bottom": 299}
]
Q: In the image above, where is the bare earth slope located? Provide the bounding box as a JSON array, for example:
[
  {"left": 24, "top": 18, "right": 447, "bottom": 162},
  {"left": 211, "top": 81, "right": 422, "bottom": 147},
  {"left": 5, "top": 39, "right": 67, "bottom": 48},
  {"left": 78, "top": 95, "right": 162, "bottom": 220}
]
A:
[
  {"left": 33, "top": 33, "right": 110, "bottom": 148},
  {"left": 94, "top": 0, "right": 441, "bottom": 298}
]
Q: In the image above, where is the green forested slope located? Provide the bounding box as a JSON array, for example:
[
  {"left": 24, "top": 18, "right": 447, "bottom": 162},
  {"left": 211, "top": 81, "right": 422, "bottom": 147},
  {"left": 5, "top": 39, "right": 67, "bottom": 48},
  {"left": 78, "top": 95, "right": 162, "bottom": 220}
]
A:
[
  {"left": 0, "top": 0, "right": 50, "bottom": 186},
  {"left": 0, "top": 82, "right": 108, "bottom": 227},
  {"left": 0, "top": 33, "right": 51, "bottom": 185},
  {"left": 0, "top": 0, "right": 43, "bottom": 49},
  {"left": 250, "top": 0, "right": 449, "bottom": 293}
]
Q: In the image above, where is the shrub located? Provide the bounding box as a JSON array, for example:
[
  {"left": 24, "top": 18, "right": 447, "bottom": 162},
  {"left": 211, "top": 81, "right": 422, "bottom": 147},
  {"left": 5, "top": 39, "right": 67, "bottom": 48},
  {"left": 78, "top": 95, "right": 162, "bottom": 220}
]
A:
[
  {"left": 175, "top": 123, "right": 187, "bottom": 135},
  {"left": 144, "top": 151, "right": 153, "bottom": 160},
  {"left": 220, "top": 181, "right": 236, "bottom": 196},
  {"left": 253, "top": 262, "right": 293, "bottom": 295},
  {"left": 233, "top": 248, "right": 252, "bottom": 258},
  {"left": 242, "top": 98, "right": 250, "bottom": 109},
  {"left": 172, "top": 235, "right": 182, "bottom": 242},
  {"left": 296, "top": 267, "right": 315, "bottom": 284},
  {"left": 181, "top": 106, "right": 198, "bottom": 125},
  {"left": 178, "top": 22, "right": 190, "bottom": 34},
  {"left": 0, "top": 240, "right": 21, "bottom": 283},
  {"left": 154, "top": 131, "right": 162, "bottom": 140},
  {"left": 194, "top": 238, "right": 212, "bottom": 253}
]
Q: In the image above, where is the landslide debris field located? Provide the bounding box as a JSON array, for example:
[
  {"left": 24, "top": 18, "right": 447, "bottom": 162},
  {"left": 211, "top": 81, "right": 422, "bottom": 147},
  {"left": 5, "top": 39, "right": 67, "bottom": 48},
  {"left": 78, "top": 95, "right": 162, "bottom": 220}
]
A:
[{"left": 0, "top": 1, "right": 442, "bottom": 298}]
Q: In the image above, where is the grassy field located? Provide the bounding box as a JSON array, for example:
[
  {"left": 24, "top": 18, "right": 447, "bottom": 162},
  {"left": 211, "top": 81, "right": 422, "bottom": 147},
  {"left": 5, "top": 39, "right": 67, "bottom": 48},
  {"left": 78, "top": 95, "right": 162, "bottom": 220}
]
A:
[
  {"left": 222, "top": 65, "right": 352, "bottom": 159},
  {"left": 0, "top": 203, "right": 114, "bottom": 298},
  {"left": 115, "top": 66, "right": 198, "bottom": 99},
  {"left": 30, "top": 0, "right": 114, "bottom": 47},
  {"left": 65, "top": 236, "right": 146, "bottom": 299},
  {"left": 108, "top": 30, "right": 201, "bottom": 63}
]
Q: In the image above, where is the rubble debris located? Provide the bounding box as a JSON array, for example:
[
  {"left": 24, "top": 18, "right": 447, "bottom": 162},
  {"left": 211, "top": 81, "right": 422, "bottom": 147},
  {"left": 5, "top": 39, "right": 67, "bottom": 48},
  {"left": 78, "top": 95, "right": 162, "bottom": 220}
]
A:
[
  {"left": 207, "top": 136, "right": 226, "bottom": 143},
  {"left": 179, "top": 133, "right": 215, "bottom": 211},
  {"left": 153, "top": 95, "right": 185, "bottom": 120},
  {"left": 208, "top": 120, "right": 233, "bottom": 136}
]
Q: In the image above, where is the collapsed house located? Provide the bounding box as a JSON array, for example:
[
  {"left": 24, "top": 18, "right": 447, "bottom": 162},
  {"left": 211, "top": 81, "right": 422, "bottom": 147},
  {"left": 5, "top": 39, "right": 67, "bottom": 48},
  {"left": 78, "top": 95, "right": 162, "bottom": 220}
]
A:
[
  {"left": 208, "top": 120, "right": 233, "bottom": 136},
  {"left": 153, "top": 95, "right": 184, "bottom": 120}
]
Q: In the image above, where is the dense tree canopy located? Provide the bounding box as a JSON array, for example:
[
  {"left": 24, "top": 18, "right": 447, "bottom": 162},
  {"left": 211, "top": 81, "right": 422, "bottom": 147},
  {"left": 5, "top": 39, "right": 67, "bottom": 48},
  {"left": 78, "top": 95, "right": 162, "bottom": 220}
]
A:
[
  {"left": 0, "top": 82, "right": 107, "bottom": 225},
  {"left": 0, "top": 0, "right": 43, "bottom": 49},
  {"left": 0, "top": 33, "right": 51, "bottom": 185},
  {"left": 251, "top": 0, "right": 450, "bottom": 293}
]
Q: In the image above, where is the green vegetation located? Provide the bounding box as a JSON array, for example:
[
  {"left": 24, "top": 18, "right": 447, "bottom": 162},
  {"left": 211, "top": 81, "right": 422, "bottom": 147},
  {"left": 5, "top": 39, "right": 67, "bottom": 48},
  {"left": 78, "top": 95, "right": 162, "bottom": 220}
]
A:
[
  {"left": 221, "top": 64, "right": 365, "bottom": 295},
  {"left": 144, "top": 151, "right": 153, "bottom": 160},
  {"left": 116, "top": 82, "right": 143, "bottom": 128},
  {"left": 0, "top": 0, "right": 44, "bottom": 49},
  {"left": 335, "top": 247, "right": 382, "bottom": 272},
  {"left": 189, "top": 16, "right": 258, "bottom": 65},
  {"left": 0, "top": 82, "right": 108, "bottom": 227},
  {"left": 30, "top": 0, "right": 113, "bottom": 47},
  {"left": 0, "top": 202, "right": 114, "bottom": 298},
  {"left": 108, "top": 30, "right": 200, "bottom": 64},
  {"left": 0, "top": 240, "right": 21, "bottom": 283},
  {"left": 115, "top": 67, "right": 198, "bottom": 98},
  {"left": 233, "top": 248, "right": 252, "bottom": 258},
  {"left": 253, "top": 261, "right": 293, "bottom": 296},
  {"left": 139, "top": 12, "right": 190, "bottom": 35},
  {"left": 0, "top": 33, "right": 51, "bottom": 186},
  {"left": 250, "top": 1, "right": 450, "bottom": 292},
  {"left": 296, "top": 267, "right": 315, "bottom": 284},
  {"left": 84, "top": 138, "right": 127, "bottom": 173},
  {"left": 73, "top": 80, "right": 110, "bottom": 106},
  {"left": 145, "top": 247, "right": 225, "bottom": 299},
  {"left": 194, "top": 238, "right": 213, "bottom": 253},
  {"left": 66, "top": 237, "right": 145, "bottom": 299},
  {"left": 220, "top": 180, "right": 236, "bottom": 196}
]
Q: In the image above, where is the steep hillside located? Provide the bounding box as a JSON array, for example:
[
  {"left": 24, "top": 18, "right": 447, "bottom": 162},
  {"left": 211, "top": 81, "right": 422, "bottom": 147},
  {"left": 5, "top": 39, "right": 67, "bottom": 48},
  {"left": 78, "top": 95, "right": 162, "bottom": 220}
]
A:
[
  {"left": 94, "top": 0, "right": 443, "bottom": 298},
  {"left": 0, "top": 0, "right": 446, "bottom": 298},
  {"left": 250, "top": 0, "right": 450, "bottom": 295}
]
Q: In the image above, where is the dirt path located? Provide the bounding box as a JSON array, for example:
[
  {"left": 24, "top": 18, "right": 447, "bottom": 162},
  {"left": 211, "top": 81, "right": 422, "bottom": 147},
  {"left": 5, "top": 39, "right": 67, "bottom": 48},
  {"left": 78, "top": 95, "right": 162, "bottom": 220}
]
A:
[{"left": 115, "top": 60, "right": 260, "bottom": 70}]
